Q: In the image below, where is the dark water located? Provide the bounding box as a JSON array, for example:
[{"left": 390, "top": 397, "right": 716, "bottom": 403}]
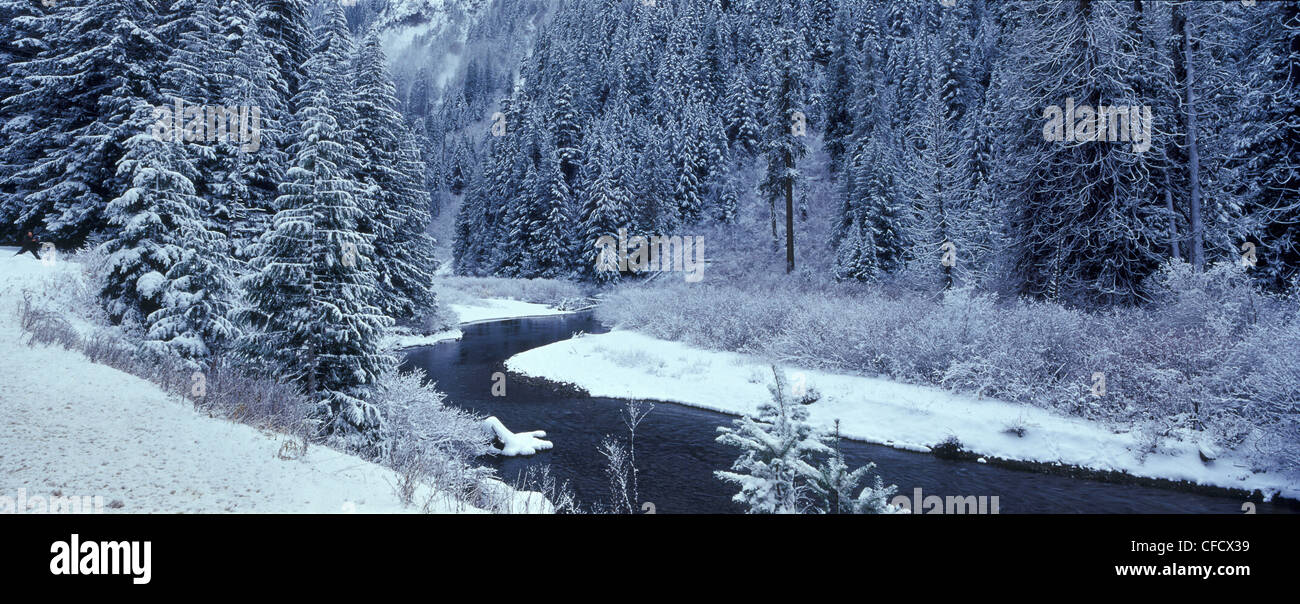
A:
[{"left": 402, "top": 313, "right": 1296, "bottom": 514}]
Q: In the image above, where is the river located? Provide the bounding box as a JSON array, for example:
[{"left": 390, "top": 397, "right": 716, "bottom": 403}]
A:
[{"left": 401, "top": 313, "right": 1296, "bottom": 514}]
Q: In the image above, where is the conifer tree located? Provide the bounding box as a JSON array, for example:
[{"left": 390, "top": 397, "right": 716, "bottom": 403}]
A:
[
  {"left": 580, "top": 144, "right": 632, "bottom": 283},
  {"left": 758, "top": 22, "right": 808, "bottom": 272},
  {"left": 716, "top": 367, "right": 828, "bottom": 514},
  {"left": 2, "top": 0, "right": 167, "bottom": 244},
  {"left": 239, "top": 77, "right": 393, "bottom": 445}
]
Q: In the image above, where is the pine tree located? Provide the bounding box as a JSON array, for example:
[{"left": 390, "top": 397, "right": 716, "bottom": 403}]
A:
[
  {"left": 352, "top": 30, "right": 438, "bottom": 323},
  {"left": 672, "top": 116, "right": 706, "bottom": 224},
  {"left": 0, "top": 0, "right": 46, "bottom": 237},
  {"left": 142, "top": 224, "right": 238, "bottom": 369},
  {"left": 100, "top": 109, "right": 206, "bottom": 328},
  {"left": 1000, "top": 1, "right": 1164, "bottom": 305},
  {"left": 714, "top": 162, "right": 740, "bottom": 225},
  {"left": 758, "top": 22, "right": 808, "bottom": 272},
  {"left": 254, "top": 0, "right": 313, "bottom": 106},
  {"left": 842, "top": 132, "right": 907, "bottom": 276},
  {"left": 580, "top": 143, "right": 633, "bottom": 284},
  {"left": 3, "top": 0, "right": 167, "bottom": 244},
  {"left": 806, "top": 421, "right": 898, "bottom": 514},
  {"left": 389, "top": 128, "right": 441, "bottom": 321},
  {"left": 635, "top": 123, "right": 678, "bottom": 235},
  {"left": 722, "top": 68, "right": 762, "bottom": 156},
  {"left": 821, "top": 0, "right": 867, "bottom": 172},
  {"left": 239, "top": 78, "right": 393, "bottom": 446},
  {"left": 531, "top": 148, "right": 577, "bottom": 279},
  {"left": 907, "top": 66, "right": 978, "bottom": 290},
  {"left": 833, "top": 217, "right": 878, "bottom": 282},
  {"left": 218, "top": 2, "right": 292, "bottom": 261},
  {"left": 715, "top": 366, "right": 829, "bottom": 514},
  {"left": 550, "top": 82, "right": 584, "bottom": 188},
  {"left": 133, "top": 0, "right": 246, "bottom": 365},
  {"left": 1173, "top": 1, "right": 1298, "bottom": 288}
]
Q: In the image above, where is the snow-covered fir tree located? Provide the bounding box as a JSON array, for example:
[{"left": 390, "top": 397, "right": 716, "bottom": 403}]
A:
[
  {"left": 215, "top": 0, "right": 292, "bottom": 262},
  {"left": 100, "top": 110, "right": 208, "bottom": 329},
  {"left": 715, "top": 367, "right": 829, "bottom": 514},
  {"left": 2, "top": 0, "right": 167, "bottom": 244},
  {"left": 352, "top": 30, "right": 439, "bottom": 324},
  {"left": 758, "top": 22, "right": 810, "bottom": 270},
  {"left": 239, "top": 73, "right": 393, "bottom": 446},
  {"left": 806, "top": 421, "right": 898, "bottom": 515}
]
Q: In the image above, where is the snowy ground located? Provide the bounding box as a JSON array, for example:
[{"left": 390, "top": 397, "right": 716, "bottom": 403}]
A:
[
  {"left": 387, "top": 299, "right": 576, "bottom": 349},
  {"left": 507, "top": 329, "right": 1299, "bottom": 501},
  {"left": 0, "top": 248, "right": 548, "bottom": 513},
  {"left": 449, "top": 299, "right": 574, "bottom": 325},
  {"left": 387, "top": 327, "right": 465, "bottom": 349}
]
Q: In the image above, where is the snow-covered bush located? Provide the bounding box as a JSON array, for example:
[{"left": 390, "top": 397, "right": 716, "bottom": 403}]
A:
[
  {"left": 1147, "top": 261, "right": 1261, "bottom": 336},
  {"left": 603, "top": 261, "right": 1300, "bottom": 475},
  {"left": 81, "top": 329, "right": 138, "bottom": 371},
  {"left": 1198, "top": 303, "right": 1300, "bottom": 470},
  {"left": 197, "top": 356, "right": 313, "bottom": 437},
  {"left": 371, "top": 369, "right": 495, "bottom": 503},
  {"left": 600, "top": 280, "right": 795, "bottom": 353}
]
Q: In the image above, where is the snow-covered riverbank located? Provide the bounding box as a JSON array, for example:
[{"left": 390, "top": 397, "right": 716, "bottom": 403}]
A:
[
  {"left": 506, "top": 329, "right": 1299, "bottom": 501},
  {"left": 0, "top": 250, "right": 548, "bottom": 513},
  {"left": 451, "top": 299, "right": 575, "bottom": 324},
  {"left": 389, "top": 298, "right": 577, "bottom": 349}
]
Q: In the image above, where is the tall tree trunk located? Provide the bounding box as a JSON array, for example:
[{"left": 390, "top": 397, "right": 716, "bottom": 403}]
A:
[
  {"left": 770, "top": 195, "right": 779, "bottom": 248},
  {"left": 785, "top": 178, "right": 795, "bottom": 273},
  {"left": 1163, "top": 167, "right": 1181, "bottom": 261},
  {"left": 1183, "top": 11, "right": 1205, "bottom": 270}
]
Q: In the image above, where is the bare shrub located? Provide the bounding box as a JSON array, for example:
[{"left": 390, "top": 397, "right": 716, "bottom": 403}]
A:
[
  {"left": 82, "top": 330, "right": 137, "bottom": 370},
  {"left": 18, "top": 293, "right": 81, "bottom": 350},
  {"left": 598, "top": 435, "right": 634, "bottom": 514},
  {"left": 503, "top": 465, "right": 579, "bottom": 514},
  {"left": 198, "top": 356, "right": 311, "bottom": 437},
  {"left": 370, "top": 368, "right": 497, "bottom": 507}
]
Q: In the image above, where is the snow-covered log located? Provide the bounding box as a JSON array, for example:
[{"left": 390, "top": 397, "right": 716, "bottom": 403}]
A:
[{"left": 483, "top": 416, "right": 553, "bottom": 456}]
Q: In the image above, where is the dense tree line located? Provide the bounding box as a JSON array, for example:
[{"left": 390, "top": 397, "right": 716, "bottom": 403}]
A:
[
  {"left": 0, "top": 0, "right": 439, "bottom": 445},
  {"left": 446, "top": 0, "right": 1300, "bottom": 304}
]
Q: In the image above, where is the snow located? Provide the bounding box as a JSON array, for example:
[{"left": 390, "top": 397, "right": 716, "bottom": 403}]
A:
[
  {"left": 483, "top": 416, "right": 553, "bottom": 457},
  {"left": 134, "top": 270, "right": 166, "bottom": 298},
  {"left": 386, "top": 327, "right": 464, "bottom": 349},
  {"left": 447, "top": 298, "right": 574, "bottom": 325},
  {"left": 0, "top": 249, "right": 545, "bottom": 513},
  {"left": 506, "top": 329, "right": 1299, "bottom": 500},
  {"left": 384, "top": 299, "right": 574, "bottom": 351}
]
